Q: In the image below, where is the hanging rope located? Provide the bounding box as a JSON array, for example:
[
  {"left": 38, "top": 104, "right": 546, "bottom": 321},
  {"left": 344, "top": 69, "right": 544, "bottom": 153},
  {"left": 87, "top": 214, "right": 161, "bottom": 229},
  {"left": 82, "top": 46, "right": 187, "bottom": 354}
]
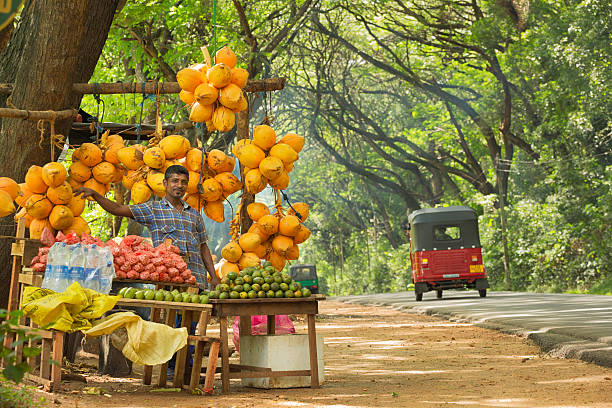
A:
[
  {"left": 279, "top": 189, "right": 303, "bottom": 221},
  {"left": 212, "top": 0, "right": 217, "bottom": 59},
  {"left": 36, "top": 112, "right": 67, "bottom": 161},
  {"left": 93, "top": 83, "right": 105, "bottom": 144},
  {"left": 136, "top": 82, "right": 146, "bottom": 142}
]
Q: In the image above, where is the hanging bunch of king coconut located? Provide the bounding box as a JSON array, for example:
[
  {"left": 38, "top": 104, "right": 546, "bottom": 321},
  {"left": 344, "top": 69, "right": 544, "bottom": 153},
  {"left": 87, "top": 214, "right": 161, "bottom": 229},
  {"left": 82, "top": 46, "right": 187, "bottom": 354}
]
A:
[
  {"left": 117, "top": 133, "right": 242, "bottom": 223},
  {"left": 22, "top": 157, "right": 94, "bottom": 240},
  {"left": 220, "top": 201, "right": 311, "bottom": 274},
  {"left": 0, "top": 176, "right": 20, "bottom": 220},
  {"left": 182, "top": 147, "right": 242, "bottom": 223},
  {"left": 233, "top": 124, "right": 305, "bottom": 194},
  {"left": 177, "top": 45, "right": 249, "bottom": 133}
]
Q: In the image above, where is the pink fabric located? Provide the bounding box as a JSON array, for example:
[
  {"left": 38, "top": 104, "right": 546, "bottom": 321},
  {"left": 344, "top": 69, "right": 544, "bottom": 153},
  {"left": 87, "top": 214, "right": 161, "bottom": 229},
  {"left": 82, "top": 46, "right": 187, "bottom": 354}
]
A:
[{"left": 232, "top": 315, "right": 296, "bottom": 352}]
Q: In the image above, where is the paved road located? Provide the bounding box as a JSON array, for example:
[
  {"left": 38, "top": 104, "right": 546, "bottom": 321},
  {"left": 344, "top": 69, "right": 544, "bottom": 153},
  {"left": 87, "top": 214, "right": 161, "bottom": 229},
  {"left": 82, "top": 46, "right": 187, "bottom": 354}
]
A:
[{"left": 330, "top": 290, "right": 612, "bottom": 367}]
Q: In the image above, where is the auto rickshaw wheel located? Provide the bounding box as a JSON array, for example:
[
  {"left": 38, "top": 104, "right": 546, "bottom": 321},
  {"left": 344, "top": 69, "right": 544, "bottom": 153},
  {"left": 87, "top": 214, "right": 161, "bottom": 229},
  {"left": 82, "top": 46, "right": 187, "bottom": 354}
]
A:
[
  {"left": 479, "top": 289, "right": 487, "bottom": 297},
  {"left": 436, "top": 290, "right": 442, "bottom": 299},
  {"left": 415, "top": 292, "right": 423, "bottom": 301}
]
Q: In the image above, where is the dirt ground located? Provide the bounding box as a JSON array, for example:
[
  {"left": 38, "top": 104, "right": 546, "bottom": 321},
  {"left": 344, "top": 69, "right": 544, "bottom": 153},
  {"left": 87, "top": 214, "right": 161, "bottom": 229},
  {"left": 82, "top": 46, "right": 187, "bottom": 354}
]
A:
[{"left": 23, "top": 300, "right": 612, "bottom": 407}]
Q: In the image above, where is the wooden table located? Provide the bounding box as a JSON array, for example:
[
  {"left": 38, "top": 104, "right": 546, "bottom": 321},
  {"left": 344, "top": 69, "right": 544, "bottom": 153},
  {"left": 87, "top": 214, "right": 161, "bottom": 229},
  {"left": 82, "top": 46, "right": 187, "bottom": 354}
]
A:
[
  {"left": 210, "top": 294, "right": 325, "bottom": 393},
  {"left": 115, "top": 298, "right": 219, "bottom": 392}
]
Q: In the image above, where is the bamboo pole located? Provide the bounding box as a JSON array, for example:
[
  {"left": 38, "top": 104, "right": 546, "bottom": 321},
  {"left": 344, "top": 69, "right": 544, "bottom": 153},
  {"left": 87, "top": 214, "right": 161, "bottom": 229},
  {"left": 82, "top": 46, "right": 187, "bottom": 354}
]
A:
[
  {"left": 0, "top": 78, "right": 286, "bottom": 96},
  {"left": 0, "top": 107, "right": 76, "bottom": 121}
]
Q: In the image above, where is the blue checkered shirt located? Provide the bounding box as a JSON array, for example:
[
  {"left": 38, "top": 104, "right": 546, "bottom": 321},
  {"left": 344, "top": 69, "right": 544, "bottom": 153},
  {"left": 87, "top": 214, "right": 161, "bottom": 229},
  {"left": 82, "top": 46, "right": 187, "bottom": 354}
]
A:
[{"left": 129, "top": 198, "right": 209, "bottom": 286}]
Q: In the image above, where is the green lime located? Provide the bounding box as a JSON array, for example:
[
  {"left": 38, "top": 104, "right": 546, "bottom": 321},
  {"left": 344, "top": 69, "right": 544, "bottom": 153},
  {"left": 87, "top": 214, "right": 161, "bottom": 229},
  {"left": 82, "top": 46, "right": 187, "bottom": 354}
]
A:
[
  {"left": 270, "top": 282, "right": 280, "bottom": 292},
  {"left": 171, "top": 289, "right": 180, "bottom": 296},
  {"left": 264, "top": 276, "right": 273, "bottom": 284},
  {"left": 238, "top": 270, "right": 246, "bottom": 277},
  {"left": 243, "top": 275, "right": 253, "bottom": 284},
  {"left": 261, "top": 283, "right": 270, "bottom": 292},
  {"left": 289, "top": 282, "right": 299, "bottom": 292},
  {"left": 301, "top": 288, "right": 311, "bottom": 297},
  {"left": 266, "top": 290, "right": 276, "bottom": 298},
  {"left": 181, "top": 292, "right": 191, "bottom": 302},
  {"left": 273, "top": 275, "right": 283, "bottom": 284},
  {"left": 251, "top": 283, "right": 261, "bottom": 292},
  {"left": 200, "top": 295, "right": 210, "bottom": 304},
  {"left": 118, "top": 287, "right": 128, "bottom": 297},
  {"left": 135, "top": 290, "right": 145, "bottom": 300},
  {"left": 243, "top": 283, "right": 251, "bottom": 292},
  {"left": 294, "top": 290, "right": 302, "bottom": 298},
  {"left": 229, "top": 291, "right": 239, "bottom": 299},
  {"left": 284, "top": 290, "right": 294, "bottom": 298},
  {"left": 154, "top": 290, "right": 165, "bottom": 301},
  {"left": 227, "top": 271, "right": 238, "bottom": 280},
  {"left": 234, "top": 277, "right": 244, "bottom": 285},
  {"left": 253, "top": 276, "right": 264, "bottom": 285},
  {"left": 208, "top": 290, "right": 220, "bottom": 299},
  {"left": 233, "top": 285, "right": 244, "bottom": 293},
  {"left": 282, "top": 274, "right": 292, "bottom": 284},
  {"left": 257, "top": 290, "right": 266, "bottom": 298},
  {"left": 144, "top": 289, "right": 155, "bottom": 300},
  {"left": 275, "top": 290, "right": 284, "bottom": 298},
  {"left": 252, "top": 271, "right": 262, "bottom": 279},
  {"left": 218, "top": 284, "right": 230, "bottom": 293},
  {"left": 280, "top": 283, "right": 289, "bottom": 291},
  {"left": 165, "top": 292, "right": 174, "bottom": 301},
  {"left": 239, "top": 291, "right": 248, "bottom": 299},
  {"left": 173, "top": 293, "right": 182, "bottom": 302},
  {"left": 294, "top": 282, "right": 302, "bottom": 290},
  {"left": 219, "top": 292, "right": 229, "bottom": 300},
  {"left": 247, "top": 290, "right": 257, "bottom": 299},
  {"left": 221, "top": 277, "right": 231, "bottom": 285},
  {"left": 190, "top": 294, "right": 200, "bottom": 303}
]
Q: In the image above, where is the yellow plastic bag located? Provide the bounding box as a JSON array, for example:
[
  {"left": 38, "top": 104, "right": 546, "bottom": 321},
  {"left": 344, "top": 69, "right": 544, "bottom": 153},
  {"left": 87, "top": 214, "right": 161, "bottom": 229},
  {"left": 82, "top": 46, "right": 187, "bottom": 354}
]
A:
[
  {"left": 84, "top": 312, "right": 188, "bottom": 366},
  {"left": 21, "top": 282, "right": 119, "bottom": 333}
]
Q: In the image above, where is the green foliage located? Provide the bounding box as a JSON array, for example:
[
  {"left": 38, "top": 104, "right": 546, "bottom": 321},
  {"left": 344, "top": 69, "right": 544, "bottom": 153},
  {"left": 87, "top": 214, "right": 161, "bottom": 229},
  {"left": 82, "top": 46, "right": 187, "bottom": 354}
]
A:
[
  {"left": 0, "top": 310, "right": 41, "bottom": 384},
  {"left": 0, "top": 380, "right": 45, "bottom": 408}
]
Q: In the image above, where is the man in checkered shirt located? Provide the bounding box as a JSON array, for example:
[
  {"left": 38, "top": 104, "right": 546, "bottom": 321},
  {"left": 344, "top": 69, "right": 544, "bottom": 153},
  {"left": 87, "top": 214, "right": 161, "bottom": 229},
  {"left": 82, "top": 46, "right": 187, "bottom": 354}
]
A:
[{"left": 75, "top": 165, "right": 220, "bottom": 288}]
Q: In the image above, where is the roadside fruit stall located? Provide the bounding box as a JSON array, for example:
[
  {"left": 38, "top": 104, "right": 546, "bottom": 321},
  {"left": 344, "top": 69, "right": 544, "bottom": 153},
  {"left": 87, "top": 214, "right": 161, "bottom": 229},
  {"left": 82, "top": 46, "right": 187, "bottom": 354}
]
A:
[{"left": 1, "top": 44, "right": 324, "bottom": 394}]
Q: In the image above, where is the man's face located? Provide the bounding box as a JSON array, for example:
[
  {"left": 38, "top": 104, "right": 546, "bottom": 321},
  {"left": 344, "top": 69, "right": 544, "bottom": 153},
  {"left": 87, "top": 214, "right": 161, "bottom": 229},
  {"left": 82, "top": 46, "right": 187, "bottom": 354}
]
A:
[{"left": 163, "top": 173, "right": 189, "bottom": 200}]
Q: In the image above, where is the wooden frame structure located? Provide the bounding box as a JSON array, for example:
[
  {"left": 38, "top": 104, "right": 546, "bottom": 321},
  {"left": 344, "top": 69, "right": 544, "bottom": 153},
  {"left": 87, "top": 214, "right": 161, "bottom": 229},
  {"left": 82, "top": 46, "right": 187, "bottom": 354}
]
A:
[
  {"left": 211, "top": 295, "right": 325, "bottom": 394},
  {"left": 4, "top": 217, "right": 64, "bottom": 391}
]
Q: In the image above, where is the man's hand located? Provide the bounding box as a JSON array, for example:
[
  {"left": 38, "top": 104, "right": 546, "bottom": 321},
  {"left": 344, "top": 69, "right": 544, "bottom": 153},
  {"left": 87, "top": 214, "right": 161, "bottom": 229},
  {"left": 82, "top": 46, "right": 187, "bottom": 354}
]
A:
[
  {"left": 209, "top": 274, "right": 220, "bottom": 288},
  {"left": 74, "top": 187, "right": 98, "bottom": 199}
]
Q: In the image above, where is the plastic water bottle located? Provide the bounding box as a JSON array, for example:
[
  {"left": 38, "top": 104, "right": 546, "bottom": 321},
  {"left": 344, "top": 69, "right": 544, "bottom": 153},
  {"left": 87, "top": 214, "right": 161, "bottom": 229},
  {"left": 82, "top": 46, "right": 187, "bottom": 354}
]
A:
[
  {"left": 84, "top": 245, "right": 101, "bottom": 292},
  {"left": 54, "top": 243, "right": 70, "bottom": 292},
  {"left": 42, "top": 246, "right": 56, "bottom": 291},
  {"left": 98, "top": 246, "right": 115, "bottom": 294},
  {"left": 68, "top": 244, "right": 85, "bottom": 288}
]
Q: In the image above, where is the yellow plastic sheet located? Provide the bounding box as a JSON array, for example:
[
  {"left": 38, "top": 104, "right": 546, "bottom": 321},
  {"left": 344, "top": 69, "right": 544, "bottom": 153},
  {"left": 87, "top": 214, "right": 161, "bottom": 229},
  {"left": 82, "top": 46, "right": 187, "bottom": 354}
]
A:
[
  {"left": 84, "top": 312, "right": 188, "bottom": 366},
  {"left": 21, "top": 282, "right": 119, "bottom": 333}
]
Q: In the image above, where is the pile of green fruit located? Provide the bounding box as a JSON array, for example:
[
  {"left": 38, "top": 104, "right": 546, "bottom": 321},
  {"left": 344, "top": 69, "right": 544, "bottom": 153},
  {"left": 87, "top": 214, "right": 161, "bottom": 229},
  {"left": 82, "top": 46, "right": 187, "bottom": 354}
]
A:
[
  {"left": 118, "top": 287, "right": 210, "bottom": 304},
  {"left": 208, "top": 262, "right": 312, "bottom": 300}
]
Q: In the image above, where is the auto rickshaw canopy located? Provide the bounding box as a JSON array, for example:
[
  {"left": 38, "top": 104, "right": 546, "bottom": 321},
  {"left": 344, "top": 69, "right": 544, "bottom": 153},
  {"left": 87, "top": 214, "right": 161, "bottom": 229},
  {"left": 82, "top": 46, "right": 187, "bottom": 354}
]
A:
[{"left": 408, "top": 206, "right": 481, "bottom": 252}]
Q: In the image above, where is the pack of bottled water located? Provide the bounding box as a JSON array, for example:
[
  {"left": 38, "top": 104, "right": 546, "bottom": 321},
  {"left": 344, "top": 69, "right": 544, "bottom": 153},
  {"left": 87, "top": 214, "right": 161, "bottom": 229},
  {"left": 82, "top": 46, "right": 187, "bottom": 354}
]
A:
[{"left": 41, "top": 242, "right": 115, "bottom": 294}]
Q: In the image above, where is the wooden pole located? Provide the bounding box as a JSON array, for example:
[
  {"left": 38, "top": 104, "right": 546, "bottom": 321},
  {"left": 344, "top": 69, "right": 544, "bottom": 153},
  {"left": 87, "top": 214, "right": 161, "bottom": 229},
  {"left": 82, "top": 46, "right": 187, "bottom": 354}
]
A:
[
  {"left": 0, "top": 107, "right": 76, "bottom": 121},
  {"left": 0, "top": 78, "right": 286, "bottom": 96}
]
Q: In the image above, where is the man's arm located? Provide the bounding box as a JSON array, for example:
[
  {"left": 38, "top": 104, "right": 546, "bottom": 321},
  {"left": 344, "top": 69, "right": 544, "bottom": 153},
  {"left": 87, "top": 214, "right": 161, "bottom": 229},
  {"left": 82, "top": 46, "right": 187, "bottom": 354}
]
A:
[
  {"left": 200, "top": 242, "right": 220, "bottom": 286},
  {"left": 74, "top": 187, "right": 134, "bottom": 218}
]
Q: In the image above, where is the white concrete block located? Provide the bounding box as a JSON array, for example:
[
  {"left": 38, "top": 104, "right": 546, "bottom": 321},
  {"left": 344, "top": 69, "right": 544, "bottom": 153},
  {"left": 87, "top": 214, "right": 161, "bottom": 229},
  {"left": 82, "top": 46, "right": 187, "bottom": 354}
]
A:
[{"left": 240, "top": 334, "right": 324, "bottom": 388}]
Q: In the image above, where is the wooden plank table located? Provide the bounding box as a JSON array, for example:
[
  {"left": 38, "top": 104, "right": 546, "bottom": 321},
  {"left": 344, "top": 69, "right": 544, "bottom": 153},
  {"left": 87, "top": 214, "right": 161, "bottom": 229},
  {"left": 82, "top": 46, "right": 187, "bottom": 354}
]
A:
[
  {"left": 114, "top": 298, "right": 218, "bottom": 391},
  {"left": 210, "top": 294, "right": 325, "bottom": 393}
]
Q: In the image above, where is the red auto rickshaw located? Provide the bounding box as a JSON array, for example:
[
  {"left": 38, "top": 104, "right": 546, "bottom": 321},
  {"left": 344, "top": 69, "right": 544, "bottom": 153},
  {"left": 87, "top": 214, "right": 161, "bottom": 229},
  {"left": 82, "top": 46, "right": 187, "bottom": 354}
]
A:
[{"left": 408, "top": 206, "right": 489, "bottom": 301}]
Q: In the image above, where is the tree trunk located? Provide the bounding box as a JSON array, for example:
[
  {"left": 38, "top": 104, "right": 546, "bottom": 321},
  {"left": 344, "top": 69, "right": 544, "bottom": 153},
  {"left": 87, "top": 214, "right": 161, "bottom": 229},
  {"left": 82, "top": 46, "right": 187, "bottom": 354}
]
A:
[{"left": 0, "top": 0, "right": 119, "bottom": 307}]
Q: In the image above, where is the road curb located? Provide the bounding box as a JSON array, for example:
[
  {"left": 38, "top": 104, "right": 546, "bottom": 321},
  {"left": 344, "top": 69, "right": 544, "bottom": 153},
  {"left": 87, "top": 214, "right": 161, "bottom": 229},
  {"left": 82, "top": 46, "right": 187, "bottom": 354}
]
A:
[{"left": 329, "top": 296, "right": 612, "bottom": 368}]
